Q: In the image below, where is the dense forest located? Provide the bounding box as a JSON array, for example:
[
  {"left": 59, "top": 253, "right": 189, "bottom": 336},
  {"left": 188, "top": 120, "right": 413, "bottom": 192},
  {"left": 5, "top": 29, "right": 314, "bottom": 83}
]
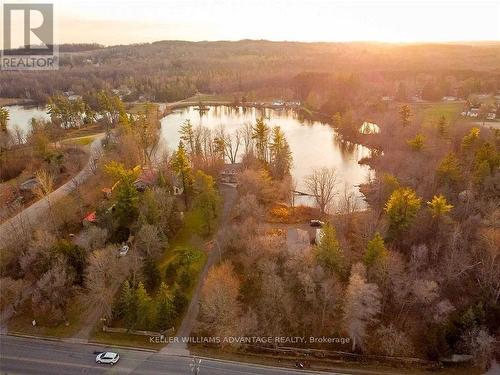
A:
[{"left": 1, "top": 41, "right": 500, "bottom": 105}]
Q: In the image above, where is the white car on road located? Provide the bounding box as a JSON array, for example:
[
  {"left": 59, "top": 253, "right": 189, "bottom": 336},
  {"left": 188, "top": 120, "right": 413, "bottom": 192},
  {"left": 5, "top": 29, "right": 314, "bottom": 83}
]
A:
[{"left": 96, "top": 352, "right": 120, "bottom": 365}]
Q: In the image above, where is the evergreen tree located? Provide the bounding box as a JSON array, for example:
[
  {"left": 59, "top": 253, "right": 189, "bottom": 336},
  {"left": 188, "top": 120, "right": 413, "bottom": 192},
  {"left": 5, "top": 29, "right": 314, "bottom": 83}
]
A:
[
  {"left": 0, "top": 107, "right": 9, "bottom": 132},
  {"left": 427, "top": 194, "right": 453, "bottom": 219},
  {"left": 142, "top": 256, "right": 161, "bottom": 292},
  {"left": 437, "top": 153, "right": 462, "bottom": 186},
  {"left": 315, "top": 223, "right": 345, "bottom": 276},
  {"left": 104, "top": 162, "right": 139, "bottom": 227},
  {"left": 179, "top": 120, "right": 195, "bottom": 156},
  {"left": 363, "top": 232, "right": 388, "bottom": 268},
  {"left": 474, "top": 142, "right": 499, "bottom": 184},
  {"left": 119, "top": 280, "right": 136, "bottom": 328},
  {"left": 269, "top": 126, "right": 293, "bottom": 179},
  {"left": 407, "top": 134, "right": 425, "bottom": 151},
  {"left": 461, "top": 127, "right": 480, "bottom": 152},
  {"left": 155, "top": 282, "right": 175, "bottom": 331},
  {"left": 172, "top": 287, "right": 188, "bottom": 315},
  {"left": 399, "top": 105, "right": 411, "bottom": 127},
  {"left": 135, "top": 282, "right": 154, "bottom": 330},
  {"left": 171, "top": 141, "right": 193, "bottom": 207},
  {"left": 193, "top": 170, "right": 220, "bottom": 236},
  {"left": 252, "top": 117, "right": 270, "bottom": 162},
  {"left": 385, "top": 187, "right": 421, "bottom": 237}
]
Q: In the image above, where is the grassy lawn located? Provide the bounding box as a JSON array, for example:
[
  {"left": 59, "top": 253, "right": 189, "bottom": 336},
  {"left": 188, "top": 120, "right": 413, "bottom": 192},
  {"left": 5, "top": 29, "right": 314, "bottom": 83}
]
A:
[
  {"left": 7, "top": 300, "right": 85, "bottom": 338},
  {"left": 415, "top": 102, "right": 464, "bottom": 129},
  {"left": 158, "top": 208, "right": 209, "bottom": 299},
  {"left": 62, "top": 135, "right": 97, "bottom": 146},
  {"left": 126, "top": 102, "right": 160, "bottom": 115},
  {"left": 91, "top": 329, "right": 165, "bottom": 350},
  {"left": 62, "top": 124, "right": 104, "bottom": 139}
]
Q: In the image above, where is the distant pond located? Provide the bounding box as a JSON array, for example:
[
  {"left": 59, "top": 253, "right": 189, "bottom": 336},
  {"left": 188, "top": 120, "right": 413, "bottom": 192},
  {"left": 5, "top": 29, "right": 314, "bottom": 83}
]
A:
[
  {"left": 160, "top": 106, "right": 374, "bottom": 209},
  {"left": 5, "top": 105, "right": 50, "bottom": 138}
]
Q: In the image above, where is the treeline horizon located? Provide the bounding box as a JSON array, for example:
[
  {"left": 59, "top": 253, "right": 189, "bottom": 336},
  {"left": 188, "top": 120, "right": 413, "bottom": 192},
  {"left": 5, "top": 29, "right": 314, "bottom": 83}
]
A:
[{"left": 1, "top": 40, "right": 499, "bottom": 121}]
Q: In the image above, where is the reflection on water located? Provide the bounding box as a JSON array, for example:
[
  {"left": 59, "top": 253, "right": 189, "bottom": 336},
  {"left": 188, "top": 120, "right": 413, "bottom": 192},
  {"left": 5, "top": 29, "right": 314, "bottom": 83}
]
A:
[
  {"left": 6, "top": 105, "right": 50, "bottom": 137},
  {"left": 160, "top": 106, "right": 373, "bottom": 208}
]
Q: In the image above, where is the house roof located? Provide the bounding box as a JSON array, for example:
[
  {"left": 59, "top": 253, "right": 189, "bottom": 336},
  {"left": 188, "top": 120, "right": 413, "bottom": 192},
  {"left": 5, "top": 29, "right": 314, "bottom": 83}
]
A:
[
  {"left": 136, "top": 168, "right": 158, "bottom": 185},
  {"left": 83, "top": 211, "right": 97, "bottom": 222}
]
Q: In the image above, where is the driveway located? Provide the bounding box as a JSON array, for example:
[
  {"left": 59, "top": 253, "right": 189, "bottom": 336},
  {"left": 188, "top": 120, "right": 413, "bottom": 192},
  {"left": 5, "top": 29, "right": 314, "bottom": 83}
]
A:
[{"left": 161, "top": 183, "right": 237, "bottom": 355}]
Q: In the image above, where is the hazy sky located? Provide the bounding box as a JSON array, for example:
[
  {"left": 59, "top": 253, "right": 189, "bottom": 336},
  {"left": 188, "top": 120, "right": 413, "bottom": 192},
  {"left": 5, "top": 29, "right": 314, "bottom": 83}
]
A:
[{"left": 6, "top": 0, "right": 500, "bottom": 46}]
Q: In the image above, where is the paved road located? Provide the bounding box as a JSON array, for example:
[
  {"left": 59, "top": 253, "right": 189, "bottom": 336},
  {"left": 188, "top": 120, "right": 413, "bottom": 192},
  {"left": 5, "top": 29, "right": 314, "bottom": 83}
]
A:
[
  {"left": 0, "top": 134, "right": 104, "bottom": 247},
  {"left": 0, "top": 335, "right": 352, "bottom": 375}
]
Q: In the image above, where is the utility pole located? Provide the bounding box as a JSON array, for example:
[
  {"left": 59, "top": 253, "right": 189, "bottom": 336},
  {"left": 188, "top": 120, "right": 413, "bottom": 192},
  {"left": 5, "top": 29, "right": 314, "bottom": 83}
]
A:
[{"left": 190, "top": 357, "right": 201, "bottom": 375}]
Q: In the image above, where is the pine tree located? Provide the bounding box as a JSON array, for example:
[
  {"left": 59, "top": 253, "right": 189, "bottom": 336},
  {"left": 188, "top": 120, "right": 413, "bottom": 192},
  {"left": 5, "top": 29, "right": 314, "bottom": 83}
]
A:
[
  {"left": 142, "top": 256, "right": 161, "bottom": 291},
  {"left": 315, "top": 223, "right": 345, "bottom": 275},
  {"left": 437, "top": 152, "right": 462, "bottom": 185},
  {"left": 104, "top": 162, "right": 139, "bottom": 226},
  {"left": 437, "top": 115, "right": 448, "bottom": 137},
  {"left": 427, "top": 194, "right": 453, "bottom": 219},
  {"left": 155, "top": 282, "right": 175, "bottom": 331},
  {"left": 119, "top": 280, "right": 136, "bottom": 329},
  {"left": 171, "top": 141, "right": 193, "bottom": 207},
  {"left": 385, "top": 187, "right": 421, "bottom": 236},
  {"left": 461, "top": 127, "right": 480, "bottom": 152},
  {"left": 0, "top": 107, "right": 9, "bottom": 132},
  {"left": 399, "top": 105, "right": 411, "bottom": 127},
  {"left": 252, "top": 117, "right": 270, "bottom": 162},
  {"left": 179, "top": 120, "right": 195, "bottom": 156},
  {"left": 269, "top": 126, "right": 293, "bottom": 179},
  {"left": 407, "top": 134, "right": 425, "bottom": 151},
  {"left": 135, "top": 282, "right": 154, "bottom": 330},
  {"left": 193, "top": 170, "right": 220, "bottom": 236},
  {"left": 363, "top": 232, "right": 388, "bottom": 268}
]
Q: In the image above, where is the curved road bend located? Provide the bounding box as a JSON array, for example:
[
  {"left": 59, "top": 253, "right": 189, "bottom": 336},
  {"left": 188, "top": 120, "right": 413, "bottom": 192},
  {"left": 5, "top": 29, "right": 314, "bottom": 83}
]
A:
[
  {"left": 0, "top": 335, "right": 361, "bottom": 375},
  {"left": 0, "top": 134, "right": 105, "bottom": 247}
]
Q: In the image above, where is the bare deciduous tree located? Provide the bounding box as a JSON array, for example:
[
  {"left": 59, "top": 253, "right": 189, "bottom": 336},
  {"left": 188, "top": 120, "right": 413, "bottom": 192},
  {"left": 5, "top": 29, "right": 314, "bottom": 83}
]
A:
[
  {"left": 343, "top": 263, "right": 381, "bottom": 351},
  {"left": 31, "top": 260, "right": 74, "bottom": 323},
  {"left": 76, "top": 226, "right": 108, "bottom": 252},
  {"left": 242, "top": 122, "right": 254, "bottom": 155},
  {"left": 136, "top": 224, "right": 163, "bottom": 259},
  {"left": 305, "top": 167, "right": 339, "bottom": 214},
  {"left": 373, "top": 324, "right": 414, "bottom": 356},
  {"left": 0, "top": 277, "right": 30, "bottom": 312},
  {"left": 85, "top": 245, "right": 128, "bottom": 319},
  {"left": 215, "top": 125, "right": 241, "bottom": 164},
  {"left": 199, "top": 261, "right": 241, "bottom": 339}
]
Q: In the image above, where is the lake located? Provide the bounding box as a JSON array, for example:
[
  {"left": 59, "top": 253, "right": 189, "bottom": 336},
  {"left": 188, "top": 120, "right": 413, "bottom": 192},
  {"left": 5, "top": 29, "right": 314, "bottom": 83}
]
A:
[
  {"left": 160, "top": 106, "right": 373, "bottom": 209},
  {"left": 6, "top": 105, "right": 50, "bottom": 138}
]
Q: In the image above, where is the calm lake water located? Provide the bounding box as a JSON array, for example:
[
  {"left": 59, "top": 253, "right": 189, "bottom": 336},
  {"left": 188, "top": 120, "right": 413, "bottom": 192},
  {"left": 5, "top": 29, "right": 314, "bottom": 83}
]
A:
[
  {"left": 7, "top": 104, "right": 373, "bottom": 208},
  {"left": 6, "top": 105, "right": 50, "bottom": 137},
  {"left": 160, "top": 106, "right": 373, "bottom": 208}
]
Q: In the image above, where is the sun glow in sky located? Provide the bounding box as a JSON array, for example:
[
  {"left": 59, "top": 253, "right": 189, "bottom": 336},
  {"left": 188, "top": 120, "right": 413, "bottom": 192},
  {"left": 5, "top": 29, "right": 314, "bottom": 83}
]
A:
[{"left": 6, "top": 0, "right": 500, "bottom": 46}]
